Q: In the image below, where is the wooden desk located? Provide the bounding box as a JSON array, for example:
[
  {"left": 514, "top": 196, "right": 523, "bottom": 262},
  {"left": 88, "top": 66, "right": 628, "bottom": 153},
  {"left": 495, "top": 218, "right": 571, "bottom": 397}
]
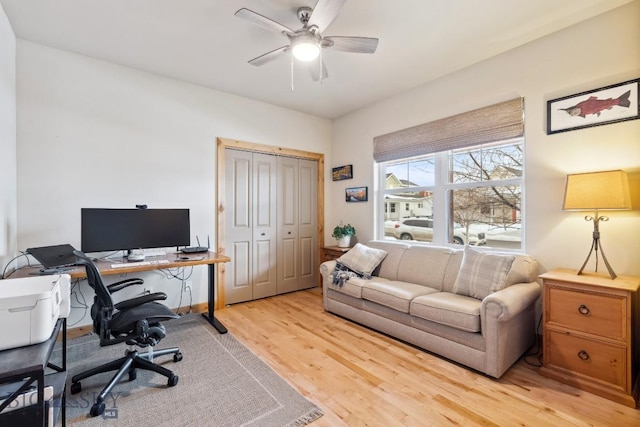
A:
[{"left": 16, "top": 252, "right": 231, "bottom": 334}]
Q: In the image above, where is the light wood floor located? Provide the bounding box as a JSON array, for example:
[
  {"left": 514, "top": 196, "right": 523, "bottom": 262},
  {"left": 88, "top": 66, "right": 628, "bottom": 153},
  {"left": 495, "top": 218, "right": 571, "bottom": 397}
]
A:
[{"left": 214, "top": 288, "right": 640, "bottom": 427}]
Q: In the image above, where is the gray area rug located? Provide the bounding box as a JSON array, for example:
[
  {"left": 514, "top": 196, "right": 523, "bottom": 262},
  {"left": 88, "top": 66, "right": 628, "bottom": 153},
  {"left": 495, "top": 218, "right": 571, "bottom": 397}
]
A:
[{"left": 54, "top": 314, "right": 322, "bottom": 426}]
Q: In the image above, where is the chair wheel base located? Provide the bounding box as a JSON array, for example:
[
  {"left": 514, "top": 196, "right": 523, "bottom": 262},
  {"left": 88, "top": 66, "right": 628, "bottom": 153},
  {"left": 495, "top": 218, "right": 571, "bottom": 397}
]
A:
[
  {"left": 70, "top": 382, "right": 81, "bottom": 394},
  {"left": 168, "top": 375, "right": 179, "bottom": 387},
  {"left": 90, "top": 402, "right": 105, "bottom": 417},
  {"left": 173, "top": 352, "right": 183, "bottom": 362},
  {"left": 129, "top": 369, "right": 137, "bottom": 381}
]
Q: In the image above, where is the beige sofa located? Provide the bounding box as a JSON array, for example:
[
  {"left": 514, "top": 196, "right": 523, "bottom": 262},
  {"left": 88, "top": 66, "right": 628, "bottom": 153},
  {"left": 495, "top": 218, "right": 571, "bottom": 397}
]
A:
[{"left": 320, "top": 240, "right": 540, "bottom": 378}]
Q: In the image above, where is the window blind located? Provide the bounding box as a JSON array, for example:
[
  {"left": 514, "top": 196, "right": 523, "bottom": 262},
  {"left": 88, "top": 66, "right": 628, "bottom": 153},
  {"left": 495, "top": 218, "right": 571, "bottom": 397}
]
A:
[{"left": 373, "top": 97, "right": 524, "bottom": 162}]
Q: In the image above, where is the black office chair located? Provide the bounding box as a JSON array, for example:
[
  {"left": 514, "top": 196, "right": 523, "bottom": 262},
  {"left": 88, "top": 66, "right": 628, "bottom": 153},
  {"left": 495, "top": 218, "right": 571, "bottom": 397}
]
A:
[{"left": 69, "top": 250, "right": 182, "bottom": 416}]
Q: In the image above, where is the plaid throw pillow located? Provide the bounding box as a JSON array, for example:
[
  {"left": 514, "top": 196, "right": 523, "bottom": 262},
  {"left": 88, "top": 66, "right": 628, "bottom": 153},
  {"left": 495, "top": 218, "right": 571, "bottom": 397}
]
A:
[
  {"left": 336, "top": 243, "right": 388, "bottom": 279},
  {"left": 453, "top": 246, "right": 515, "bottom": 300}
]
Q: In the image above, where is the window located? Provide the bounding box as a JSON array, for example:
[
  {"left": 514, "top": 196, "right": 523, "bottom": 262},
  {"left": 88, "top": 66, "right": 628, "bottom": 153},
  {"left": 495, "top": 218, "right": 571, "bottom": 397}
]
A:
[
  {"left": 375, "top": 98, "right": 524, "bottom": 250},
  {"left": 380, "top": 139, "right": 523, "bottom": 249}
]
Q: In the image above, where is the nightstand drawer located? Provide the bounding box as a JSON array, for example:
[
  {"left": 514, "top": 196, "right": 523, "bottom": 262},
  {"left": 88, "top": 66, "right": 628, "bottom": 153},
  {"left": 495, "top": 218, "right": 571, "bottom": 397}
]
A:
[
  {"left": 547, "top": 330, "right": 626, "bottom": 389},
  {"left": 547, "top": 286, "right": 625, "bottom": 340},
  {"left": 321, "top": 252, "right": 338, "bottom": 263}
]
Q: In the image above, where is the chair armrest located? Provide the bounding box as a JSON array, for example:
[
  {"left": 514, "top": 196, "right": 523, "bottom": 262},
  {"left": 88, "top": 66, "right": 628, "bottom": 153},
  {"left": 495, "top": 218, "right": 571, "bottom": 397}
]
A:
[
  {"left": 481, "top": 281, "right": 541, "bottom": 322},
  {"left": 114, "top": 292, "right": 167, "bottom": 310},
  {"left": 108, "top": 278, "right": 144, "bottom": 293}
]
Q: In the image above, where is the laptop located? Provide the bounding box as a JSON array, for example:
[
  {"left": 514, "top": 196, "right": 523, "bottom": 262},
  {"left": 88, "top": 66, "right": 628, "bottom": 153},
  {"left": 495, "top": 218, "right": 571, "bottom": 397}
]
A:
[{"left": 26, "top": 244, "right": 78, "bottom": 270}]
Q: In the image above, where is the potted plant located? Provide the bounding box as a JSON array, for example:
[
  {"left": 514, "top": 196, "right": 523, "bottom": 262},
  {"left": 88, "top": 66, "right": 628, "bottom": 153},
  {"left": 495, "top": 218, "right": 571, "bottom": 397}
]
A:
[{"left": 332, "top": 223, "right": 356, "bottom": 248}]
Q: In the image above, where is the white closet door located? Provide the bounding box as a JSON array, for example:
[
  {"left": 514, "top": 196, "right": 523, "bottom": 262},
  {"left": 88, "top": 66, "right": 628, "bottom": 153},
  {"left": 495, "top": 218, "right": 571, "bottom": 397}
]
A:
[
  {"left": 276, "top": 156, "right": 299, "bottom": 294},
  {"left": 252, "top": 152, "right": 277, "bottom": 299},
  {"left": 225, "top": 149, "right": 253, "bottom": 304},
  {"left": 298, "top": 158, "right": 318, "bottom": 290},
  {"left": 225, "top": 149, "right": 318, "bottom": 302}
]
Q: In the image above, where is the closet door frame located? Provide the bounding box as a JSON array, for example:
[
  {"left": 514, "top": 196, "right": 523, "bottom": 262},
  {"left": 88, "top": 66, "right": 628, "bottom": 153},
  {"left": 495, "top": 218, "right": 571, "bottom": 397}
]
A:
[{"left": 216, "top": 137, "right": 325, "bottom": 308}]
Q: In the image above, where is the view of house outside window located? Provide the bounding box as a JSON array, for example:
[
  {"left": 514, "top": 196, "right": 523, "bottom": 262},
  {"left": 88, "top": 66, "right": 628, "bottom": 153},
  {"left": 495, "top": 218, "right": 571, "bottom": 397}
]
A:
[{"left": 381, "top": 139, "right": 523, "bottom": 250}]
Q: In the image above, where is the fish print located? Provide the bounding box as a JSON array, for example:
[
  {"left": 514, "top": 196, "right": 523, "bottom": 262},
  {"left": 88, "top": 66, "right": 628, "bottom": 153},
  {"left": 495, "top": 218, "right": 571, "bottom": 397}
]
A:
[{"left": 560, "top": 90, "right": 631, "bottom": 118}]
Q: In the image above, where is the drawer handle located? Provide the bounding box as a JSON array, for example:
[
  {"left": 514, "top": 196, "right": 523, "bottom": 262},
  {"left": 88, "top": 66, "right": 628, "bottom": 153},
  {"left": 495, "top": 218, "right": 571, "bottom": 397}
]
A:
[
  {"left": 578, "top": 350, "right": 590, "bottom": 361},
  {"left": 578, "top": 304, "right": 590, "bottom": 316}
]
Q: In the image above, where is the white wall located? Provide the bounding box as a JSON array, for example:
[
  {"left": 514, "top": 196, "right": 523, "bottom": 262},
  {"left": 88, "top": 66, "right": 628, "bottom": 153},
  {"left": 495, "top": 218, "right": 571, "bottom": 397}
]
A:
[
  {"left": 331, "top": 1, "right": 640, "bottom": 276},
  {"left": 0, "top": 4, "right": 16, "bottom": 272},
  {"left": 15, "top": 41, "right": 331, "bottom": 326}
]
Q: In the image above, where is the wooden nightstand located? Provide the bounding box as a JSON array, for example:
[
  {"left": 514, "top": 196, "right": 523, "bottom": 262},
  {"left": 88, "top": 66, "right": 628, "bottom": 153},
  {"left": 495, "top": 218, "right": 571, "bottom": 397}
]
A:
[
  {"left": 539, "top": 269, "right": 640, "bottom": 408},
  {"left": 320, "top": 245, "right": 351, "bottom": 263}
]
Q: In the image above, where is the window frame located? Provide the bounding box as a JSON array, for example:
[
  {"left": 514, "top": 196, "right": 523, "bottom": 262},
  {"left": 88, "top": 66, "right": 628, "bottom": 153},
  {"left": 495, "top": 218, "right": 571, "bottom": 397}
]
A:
[{"left": 377, "top": 137, "right": 525, "bottom": 252}]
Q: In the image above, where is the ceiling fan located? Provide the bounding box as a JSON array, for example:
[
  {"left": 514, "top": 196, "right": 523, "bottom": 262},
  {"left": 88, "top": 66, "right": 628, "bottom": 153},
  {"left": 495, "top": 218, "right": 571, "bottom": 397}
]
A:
[{"left": 235, "top": 0, "right": 379, "bottom": 82}]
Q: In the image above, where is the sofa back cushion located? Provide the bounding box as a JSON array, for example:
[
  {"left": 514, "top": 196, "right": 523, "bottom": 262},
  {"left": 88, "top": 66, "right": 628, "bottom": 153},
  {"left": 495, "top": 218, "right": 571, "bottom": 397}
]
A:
[
  {"left": 365, "top": 240, "right": 410, "bottom": 280},
  {"left": 441, "top": 249, "right": 464, "bottom": 292},
  {"left": 396, "top": 245, "right": 457, "bottom": 291}
]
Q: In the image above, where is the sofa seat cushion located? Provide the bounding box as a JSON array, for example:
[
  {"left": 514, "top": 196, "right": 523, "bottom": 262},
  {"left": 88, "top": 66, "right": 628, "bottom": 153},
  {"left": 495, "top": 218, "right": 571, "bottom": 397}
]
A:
[
  {"left": 410, "top": 292, "right": 482, "bottom": 332},
  {"left": 362, "top": 279, "right": 438, "bottom": 313}
]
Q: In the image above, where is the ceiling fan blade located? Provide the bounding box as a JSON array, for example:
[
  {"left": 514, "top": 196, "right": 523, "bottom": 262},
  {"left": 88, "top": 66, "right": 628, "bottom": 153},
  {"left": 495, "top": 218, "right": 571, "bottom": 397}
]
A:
[
  {"left": 248, "top": 46, "right": 289, "bottom": 67},
  {"left": 323, "top": 36, "right": 379, "bottom": 54},
  {"left": 307, "top": 0, "right": 346, "bottom": 32},
  {"left": 235, "top": 8, "right": 294, "bottom": 35},
  {"left": 307, "top": 59, "right": 328, "bottom": 82}
]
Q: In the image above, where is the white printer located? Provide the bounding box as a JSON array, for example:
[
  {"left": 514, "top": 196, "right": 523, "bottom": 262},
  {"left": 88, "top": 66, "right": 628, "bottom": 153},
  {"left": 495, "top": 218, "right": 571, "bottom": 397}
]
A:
[{"left": 0, "top": 274, "right": 71, "bottom": 351}]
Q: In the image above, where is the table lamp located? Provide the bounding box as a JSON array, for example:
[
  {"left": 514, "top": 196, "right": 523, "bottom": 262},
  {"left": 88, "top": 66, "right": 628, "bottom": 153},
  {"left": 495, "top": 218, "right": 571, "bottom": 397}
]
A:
[{"left": 563, "top": 170, "right": 631, "bottom": 279}]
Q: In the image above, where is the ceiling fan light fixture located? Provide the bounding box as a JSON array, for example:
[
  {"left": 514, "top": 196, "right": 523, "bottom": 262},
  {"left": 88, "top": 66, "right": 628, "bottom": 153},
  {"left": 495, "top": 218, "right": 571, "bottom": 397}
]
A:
[{"left": 291, "top": 35, "right": 320, "bottom": 61}]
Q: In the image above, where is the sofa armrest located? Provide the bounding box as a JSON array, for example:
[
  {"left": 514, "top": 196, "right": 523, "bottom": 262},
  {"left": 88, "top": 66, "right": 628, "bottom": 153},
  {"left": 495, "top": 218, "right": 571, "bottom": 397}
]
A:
[
  {"left": 320, "top": 260, "right": 337, "bottom": 281},
  {"left": 481, "top": 281, "right": 541, "bottom": 377},
  {"left": 320, "top": 260, "right": 337, "bottom": 310},
  {"left": 482, "top": 281, "right": 541, "bottom": 323}
]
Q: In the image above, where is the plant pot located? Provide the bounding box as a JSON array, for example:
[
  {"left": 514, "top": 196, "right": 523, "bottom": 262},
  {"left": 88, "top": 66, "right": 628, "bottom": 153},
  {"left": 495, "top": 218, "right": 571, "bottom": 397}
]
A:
[{"left": 337, "top": 235, "right": 352, "bottom": 248}]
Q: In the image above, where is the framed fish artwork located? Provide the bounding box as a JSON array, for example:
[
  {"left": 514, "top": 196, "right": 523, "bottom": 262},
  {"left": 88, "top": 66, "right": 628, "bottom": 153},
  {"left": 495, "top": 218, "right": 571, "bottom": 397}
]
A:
[{"left": 547, "top": 78, "right": 639, "bottom": 134}]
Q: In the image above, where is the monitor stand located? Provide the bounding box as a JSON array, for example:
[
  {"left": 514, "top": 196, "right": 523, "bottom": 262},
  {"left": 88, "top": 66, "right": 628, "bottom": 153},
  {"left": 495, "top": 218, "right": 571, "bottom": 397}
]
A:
[{"left": 127, "top": 250, "right": 146, "bottom": 262}]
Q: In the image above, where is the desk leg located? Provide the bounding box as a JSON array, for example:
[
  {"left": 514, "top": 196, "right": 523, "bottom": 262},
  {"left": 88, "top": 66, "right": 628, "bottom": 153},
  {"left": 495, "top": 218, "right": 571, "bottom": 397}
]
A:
[{"left": 201, "top": 263, "right": 228, "bottom": 334}]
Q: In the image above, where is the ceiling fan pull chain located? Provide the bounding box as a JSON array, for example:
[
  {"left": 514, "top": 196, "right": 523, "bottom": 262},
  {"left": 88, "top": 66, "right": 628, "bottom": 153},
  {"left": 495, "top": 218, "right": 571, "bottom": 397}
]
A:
[
  {"left": 319, "top": 48, "right": 323, "bottom": 84},
  {"left": 290, "top": 53, "right": 294, "bottom": 91}
]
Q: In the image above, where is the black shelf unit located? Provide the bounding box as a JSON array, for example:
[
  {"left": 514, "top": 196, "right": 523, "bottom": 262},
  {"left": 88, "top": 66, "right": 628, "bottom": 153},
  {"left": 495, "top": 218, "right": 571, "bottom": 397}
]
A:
[{"left": 0, "top": 318, "right": 67, "bottom": 427}]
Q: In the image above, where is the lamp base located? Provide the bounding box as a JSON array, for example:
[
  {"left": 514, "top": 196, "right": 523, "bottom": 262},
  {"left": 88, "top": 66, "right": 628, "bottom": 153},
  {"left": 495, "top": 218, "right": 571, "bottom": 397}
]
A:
[{"left": 577, "top": 213, "right": 617, "bottom": 280}]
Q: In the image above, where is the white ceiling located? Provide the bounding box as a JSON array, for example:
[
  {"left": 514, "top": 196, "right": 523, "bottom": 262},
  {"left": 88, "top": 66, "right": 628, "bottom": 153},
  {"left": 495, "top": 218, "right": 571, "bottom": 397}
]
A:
[{"left": 0, "top": 0, "right": 633, "bottom": 119}]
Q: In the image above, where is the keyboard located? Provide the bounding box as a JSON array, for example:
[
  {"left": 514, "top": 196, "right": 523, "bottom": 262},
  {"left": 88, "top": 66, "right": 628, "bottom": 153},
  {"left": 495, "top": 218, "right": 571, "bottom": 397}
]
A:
[{"left": 111, "top": 259, "right": 170, "bottom": 268}]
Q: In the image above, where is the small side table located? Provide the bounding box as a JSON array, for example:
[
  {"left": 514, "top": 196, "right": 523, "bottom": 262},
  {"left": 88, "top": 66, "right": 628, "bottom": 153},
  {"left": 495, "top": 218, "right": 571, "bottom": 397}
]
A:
[
  {"left": 539, "top": 269, "right": 640, "bottom": 408},
  {"left": 321, "top": 245, "right": 351, "bottom": 263}
]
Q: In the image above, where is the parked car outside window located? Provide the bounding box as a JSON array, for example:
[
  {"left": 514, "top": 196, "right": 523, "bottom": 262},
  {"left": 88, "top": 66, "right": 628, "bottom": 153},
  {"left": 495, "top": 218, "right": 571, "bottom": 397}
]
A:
[{"left": 386, "top": 217, "right": 486, "bottom": 245}]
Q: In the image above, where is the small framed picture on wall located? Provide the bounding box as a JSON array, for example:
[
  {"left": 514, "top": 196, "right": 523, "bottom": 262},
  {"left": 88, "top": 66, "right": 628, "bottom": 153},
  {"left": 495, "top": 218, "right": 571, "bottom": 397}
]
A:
[
  {"left": 332, "top": 164, "right": 353, "bottom": 181},
  {"left": 346, "top": 186, "right": 368, "bottom": 202}
]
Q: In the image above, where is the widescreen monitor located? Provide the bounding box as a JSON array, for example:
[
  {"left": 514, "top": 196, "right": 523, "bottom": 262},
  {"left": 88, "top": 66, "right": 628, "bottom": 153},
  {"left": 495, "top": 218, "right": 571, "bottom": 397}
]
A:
[{"left": 81, "top": 208, "right": 190, "bottom": 253}]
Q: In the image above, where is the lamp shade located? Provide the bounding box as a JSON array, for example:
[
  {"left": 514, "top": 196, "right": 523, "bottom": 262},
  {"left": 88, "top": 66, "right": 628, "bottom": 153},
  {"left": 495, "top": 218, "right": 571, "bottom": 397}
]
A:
[{"left": 563, "top": 170, "right": 632, "bottom": 210}]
